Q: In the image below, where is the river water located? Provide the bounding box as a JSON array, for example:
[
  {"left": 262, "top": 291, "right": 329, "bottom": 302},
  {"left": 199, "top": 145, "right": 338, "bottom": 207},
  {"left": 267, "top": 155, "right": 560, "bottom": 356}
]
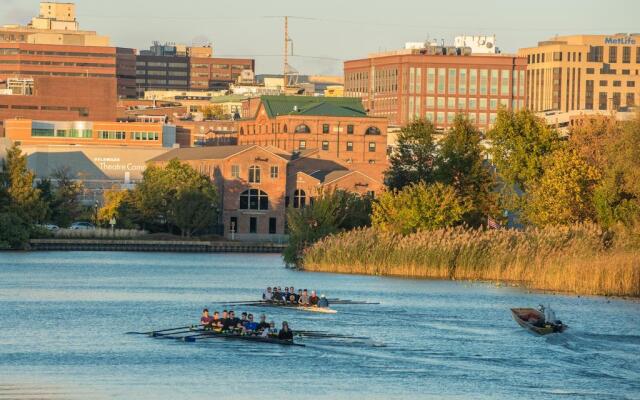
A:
[{"left": 0, "top": 252, "right": 638, "bottom": 400}]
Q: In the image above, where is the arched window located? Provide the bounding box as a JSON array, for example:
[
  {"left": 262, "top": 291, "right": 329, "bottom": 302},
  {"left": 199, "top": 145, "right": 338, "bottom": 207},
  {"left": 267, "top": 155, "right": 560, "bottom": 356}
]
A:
[
  {"left": 239, "top": 127, "right": 244, "bottom": 135},
  {"left": 294, "top": 124, "right": 311, "bottom": 133},
  {"left": 239, "top": 189, "right": 269, "bottom": 210},
  {"left": 283, "top": 124, "right": 288, "bottom": 133},
  {"left": 365, "top": 126, "right": 381, "bottom": 135},
  {"left": 293, "top": 189, "right": 306, "bottom": 208},
  {"left": 248, "top": 165, "right": 261, "bottom": 183}
]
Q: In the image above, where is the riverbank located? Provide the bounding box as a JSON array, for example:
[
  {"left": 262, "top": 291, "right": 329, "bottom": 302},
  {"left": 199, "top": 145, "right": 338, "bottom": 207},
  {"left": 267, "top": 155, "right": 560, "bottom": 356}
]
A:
[
  {"left": 28, "top": 239, "right": 285, "bottom": 253},
  {"left": 301, "top": 225, "right": 640, "bottom": 298}
]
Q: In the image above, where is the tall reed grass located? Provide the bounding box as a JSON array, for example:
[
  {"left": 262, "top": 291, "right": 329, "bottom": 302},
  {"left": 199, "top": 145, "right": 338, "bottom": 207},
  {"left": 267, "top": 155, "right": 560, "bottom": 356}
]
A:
[{"left": 302, "top": 224, "right": 640, "bottom": 297}]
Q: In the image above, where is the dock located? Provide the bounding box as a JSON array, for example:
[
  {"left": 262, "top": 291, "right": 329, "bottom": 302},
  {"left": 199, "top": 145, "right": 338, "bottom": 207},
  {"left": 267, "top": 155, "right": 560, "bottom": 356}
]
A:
[{"left": 29, "top": 239, "right": 286, "bottom": 253}]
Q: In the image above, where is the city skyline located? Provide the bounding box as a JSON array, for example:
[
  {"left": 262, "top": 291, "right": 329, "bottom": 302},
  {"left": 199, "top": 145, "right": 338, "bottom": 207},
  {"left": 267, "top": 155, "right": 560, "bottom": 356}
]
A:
[{"left": 1, "top": 0, "right": 639, "bottom": 76}]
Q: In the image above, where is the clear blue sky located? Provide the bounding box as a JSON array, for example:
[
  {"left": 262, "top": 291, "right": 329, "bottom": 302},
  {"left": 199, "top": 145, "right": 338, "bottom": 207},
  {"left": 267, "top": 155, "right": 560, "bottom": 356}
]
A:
[{"left": 2, "top": 0, "right": 638, "bottom": 75}]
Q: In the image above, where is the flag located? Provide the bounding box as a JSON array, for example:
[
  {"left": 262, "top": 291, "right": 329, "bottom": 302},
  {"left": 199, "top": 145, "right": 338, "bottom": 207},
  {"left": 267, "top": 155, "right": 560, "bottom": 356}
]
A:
[{"left": 487, "top": 216, "right": 500, "bottom": 229}]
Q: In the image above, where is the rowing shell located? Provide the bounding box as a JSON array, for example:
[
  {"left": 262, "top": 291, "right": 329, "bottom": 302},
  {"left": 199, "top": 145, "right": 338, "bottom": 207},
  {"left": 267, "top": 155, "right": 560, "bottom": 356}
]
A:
[
  {"left": 259, "top": 303, "right": 338, "bottom": 314},
  {"left": 184, "top": 331, "right": 304, "bottom": 346}
]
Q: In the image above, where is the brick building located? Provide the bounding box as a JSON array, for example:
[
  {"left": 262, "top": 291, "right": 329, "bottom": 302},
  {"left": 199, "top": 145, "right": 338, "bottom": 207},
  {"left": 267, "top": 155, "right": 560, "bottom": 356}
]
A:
[
  {"left": 148, "top": 145, "right": 384, "bottom": 240},
  {"left": 3, "top": 118, "right": 176, "bottom": 148},
  {"left": 344, "top": 47, "right": 527, "bottom": 130},
  {"left": 237, "top": 96, "right": 388, "bottom": 170}
]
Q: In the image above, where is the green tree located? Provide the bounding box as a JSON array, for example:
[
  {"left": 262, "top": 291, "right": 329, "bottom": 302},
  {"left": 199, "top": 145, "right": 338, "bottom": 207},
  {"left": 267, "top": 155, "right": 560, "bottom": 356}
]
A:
[
  {"left": 524, "top": 148, "right": 600, "bottom": 226},
  {"left": 0, "top": 212, "right": 30, "bottom": 249},
  {"left": 35, "top": 178, "right": 54, "bottom": 223},
  {"left": 134, "top": 159, "right": 218, "bottom": 232},
  {"left": 283, "top": 189, "right": 345, "bottom": 266},
  {"left": 384, "top": 119, "right": 437, "bottom": 190},
  {"left": 1, "top": 144, "right": 45, "bottom": 223},
  {"left": 592, "top": 116, "right": 640, "bottom": 227},
  {"left": 49, "top": 167, "right": 83, "bottom": 227},
  {"left": 487, "top": 109, "right": 561, "bottom": 189},
  {"left": 168, "top": 189, "right": 217, "bottom": 237},
  {"left": 202, "top": 105, "right": 228, "bottom": 120},
  {"left": 435, "top": 115, "right": 499, "bottom": 227},
  {"left": 372, "top": 182, "right": 469, "bottom": 234}
]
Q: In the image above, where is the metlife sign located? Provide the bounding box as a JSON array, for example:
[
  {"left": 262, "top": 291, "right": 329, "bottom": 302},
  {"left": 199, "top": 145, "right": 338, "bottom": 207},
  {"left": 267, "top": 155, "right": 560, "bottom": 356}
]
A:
[{"left": 604, "top": 37, "right": 636, "bottom": 45}]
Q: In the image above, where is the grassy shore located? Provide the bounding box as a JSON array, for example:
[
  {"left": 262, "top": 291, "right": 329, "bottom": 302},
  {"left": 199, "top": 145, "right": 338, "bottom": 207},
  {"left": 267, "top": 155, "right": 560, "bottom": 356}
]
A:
[{"left": 302, "top": 224, "right": 640, "bottom": 298}]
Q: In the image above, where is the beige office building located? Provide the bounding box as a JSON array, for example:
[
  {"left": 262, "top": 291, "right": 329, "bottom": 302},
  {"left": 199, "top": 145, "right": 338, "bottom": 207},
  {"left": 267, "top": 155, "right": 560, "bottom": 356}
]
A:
[{"left": 518, "top": 34, "right": 639, "bottom": 113}]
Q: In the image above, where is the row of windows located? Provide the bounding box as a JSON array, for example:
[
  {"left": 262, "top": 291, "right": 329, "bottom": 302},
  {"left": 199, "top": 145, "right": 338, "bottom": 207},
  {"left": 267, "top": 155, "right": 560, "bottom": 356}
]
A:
[
  {"left": 0, "top": 60, "right": 115, "bottom": 68},
  {"left": 0, "top": 105, "right": 88, "bottom": 116},
  {"left": 529, "top": 46, "right": 640, "bottom": 65},
  {"left": 97, "top": 130, "right": 127, "bottom": 140},
  {"left": 31, "top": 128, "right": 92, "bottom": 138},
  {"left": 0, "top": 70, "right": 114, "bottom": 78},
  {"left": 0, "top": 49, "right": 114, "bottom": 58},
  {"left": 240, "top": 124, "right": 380, "bottom": 136},
  {"left": 415, "top": 97, "right": 517, "bottom": 110},
  {"left": 423, "top": 111, "right": 499, "bottom": 125},
  {"left": 137, "top": 62, "right": 188, "bottom": 68},
  {"left": 411, "top": 67, "right": 525, "bottom": 97},
  {"left": 137, "top": 79, "right": 188, "bottom": 85},
  {"left": 231, "top": 165, "right": 279, "bottom": 182},
  {"left": 297, "top": 140, "right": 377, "bottom": 152},
  {"left": 229, "top": 216, "right": 278, "bottom": 234}
]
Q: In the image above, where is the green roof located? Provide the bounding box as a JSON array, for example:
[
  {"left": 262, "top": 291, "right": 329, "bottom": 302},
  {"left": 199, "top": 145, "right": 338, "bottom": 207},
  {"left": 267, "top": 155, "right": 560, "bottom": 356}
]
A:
[
  {"left": 259, "top": 95, "right": 367, "bottom": 118},
  {"left": 209, "top": 94, "right": 246, "bottom": 103}
]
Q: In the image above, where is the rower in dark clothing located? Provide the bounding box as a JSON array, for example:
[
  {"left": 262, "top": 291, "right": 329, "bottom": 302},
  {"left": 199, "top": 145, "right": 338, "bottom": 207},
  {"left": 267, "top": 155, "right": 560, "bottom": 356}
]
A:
[
  {"left": 317, "top": 294, "right": 329, "bottom": 308},
  {"left": 278, "top": 321, "right": 294, "bottom": 340},
  {"left": 257, "top": 314, "right": 270, "bottom": 331}
]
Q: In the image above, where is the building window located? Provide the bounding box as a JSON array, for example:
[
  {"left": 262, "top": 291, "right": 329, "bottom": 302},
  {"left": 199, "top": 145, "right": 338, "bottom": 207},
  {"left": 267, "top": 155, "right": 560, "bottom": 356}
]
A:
[
  {"left": 322, "top": 141, "right": 329, "bottom": 151},
  {"left": 609, "top": 46, "right": 617, "bottom": 63},
  {"left": 459, "top": 69, "right": 467, "bottom": 95},
  {"left": 293, "top": 190, "right": 306, "bottom": 208},
  {"left": 239, "top": 189, "right": 269, "bottom": 210},
  {"left": 283, "top": 124, "right": 288, "bottom": 133},
  {"left": 586, "top": 68, "right": 595, "bottom": 74},
  {"left": 479, "top": 69, "right": 488, "bottom": 95},
  {"left": 248, "top": 165, "right": 261, "bottom": 183},
  {"left": 368, "top": 142, "right": 376, "bottom": 152},
  {"left": 600, "top": 80, "right": 608, "bottom": 87},
  {"left": 448, "top": 68, "right": 457, "bottom": 94},
  {"left": 299, "top": 140, "right": 306, "bottom": 150},
  {"left": 425, "top": 111, "right": 434, "bottom": 121},
  {"left": 346, "top": 141, "right": 353, "bottom": 151},
  {"left": 269, "top": 217, "right": 277, "bottom": 234},
  {"left": 365, "top": 126, "right": 381, "bottom": 135},
  {"left": 347, "top": 125, "right": 354, "bottom": 134},
  {"left": 437, "top": 68, "right": 446, "bottom": 94},
  {"left": 322, "top": 124, "right": 330, "bottom": 133},
  {"left": 599, "top": 92, "right": 608, "bottom": 110},
  {"left": 270, "top": 166, "right": 279, "bottom": 179},
  {"left": 447, "top": 112, "right": 455, "bottom": 123},
  {"left": 437, "top": 97, "right": 445, "bottom": 108},
  {"left": 469, "top": 69, "right": 478, "bottom": 95},
  {"left": 294, "top": 124, "right": 310, "bottom": 133},
  {"left": 588, "top": 46, "right": 603, "bottom": 62},
  {"left": 427, "top": 68, "right": 436, "bottom": 94},
  {"left": 479, "top": 98, "right": 487, "bottom": 109},
  {"left": 627, "top": 81, "right": 636, "bottom": 87},
  {"left": 447, "top": 98, "right": 455, "bottom": 108},
  {"left": 469, "top": 98, "right": 477, "bottom": 109},
  {"left": 626, "top": 93, "right": 635, "bottom": 107},
  {"left": 426, "top": 97, "right": 435, "bottom": 108},
  {"left": 490, "top": 70, "right": 499, "bottom": 95},
  {"left": 458, "top": 98, "right": 466, "bottom": 110},
  {"left": 436, "top": 112, "right": 445, "bottom": 124},
  {"left": 249, "top": 217, "right": 257, "bottom": 234},
  {"left": 623, "top": 47, "right": 631, "bottom": 63},
  {"left": 231, "top": 165, "right": 240, "bottom": 178},
  {"left": 613, "top": 81, "right": 621, "bottom": 87},
  {"left": 501, "top": 70, "right": 510, "bottom": 96}
]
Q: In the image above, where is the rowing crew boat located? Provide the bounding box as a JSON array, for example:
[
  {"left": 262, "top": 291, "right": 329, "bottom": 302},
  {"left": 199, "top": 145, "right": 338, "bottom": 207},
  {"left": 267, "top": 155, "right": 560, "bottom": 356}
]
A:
[
  {"left": 260, "top": 303, "right": 338, "bottom": 314},
  {"left": 182, "top": 330, "right": 304, "bottom": 346}
]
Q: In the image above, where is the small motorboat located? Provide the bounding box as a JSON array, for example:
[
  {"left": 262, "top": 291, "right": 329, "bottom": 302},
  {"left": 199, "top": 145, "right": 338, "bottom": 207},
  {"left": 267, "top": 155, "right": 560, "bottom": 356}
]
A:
[{"left": 511, "top": 306, "right": 567, "bottom": 335}]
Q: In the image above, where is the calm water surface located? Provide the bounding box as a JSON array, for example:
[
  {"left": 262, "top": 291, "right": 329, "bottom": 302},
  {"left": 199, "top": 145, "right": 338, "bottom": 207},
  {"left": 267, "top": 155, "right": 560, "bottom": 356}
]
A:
[{"left": 0, "top": 252, "right": 638, "bottom": 400}]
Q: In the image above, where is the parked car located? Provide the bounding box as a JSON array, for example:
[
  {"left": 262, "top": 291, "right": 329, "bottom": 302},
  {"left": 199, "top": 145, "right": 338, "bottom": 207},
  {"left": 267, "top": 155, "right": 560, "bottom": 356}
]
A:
[
  {"left": 69, "top": 222, "right": 95, "bottom": 230},
  {"left": 43, "top": 224, "right": 60, "bottom": 231}
]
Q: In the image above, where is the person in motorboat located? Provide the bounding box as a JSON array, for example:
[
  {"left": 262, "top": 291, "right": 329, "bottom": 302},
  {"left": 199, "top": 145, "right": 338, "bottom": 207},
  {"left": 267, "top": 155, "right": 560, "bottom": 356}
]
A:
[
  {"left": 278, "top": 321, "right": 294, "bottom": 340},
  {"left": 317, "top": 294, "right": 329, "bottom": 308}
]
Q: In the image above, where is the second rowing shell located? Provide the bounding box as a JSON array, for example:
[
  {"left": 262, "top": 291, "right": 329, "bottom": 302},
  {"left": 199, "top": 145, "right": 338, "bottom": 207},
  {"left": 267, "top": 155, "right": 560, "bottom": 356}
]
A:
[{"left": 260, "top": 303, "right": 338, "bottom": 314}]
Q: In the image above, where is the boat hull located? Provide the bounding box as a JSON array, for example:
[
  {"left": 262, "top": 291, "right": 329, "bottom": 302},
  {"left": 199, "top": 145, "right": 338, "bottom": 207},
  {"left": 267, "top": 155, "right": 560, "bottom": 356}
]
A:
[{"left": 511, "top": 308, "right": 566, "bottom": 335}]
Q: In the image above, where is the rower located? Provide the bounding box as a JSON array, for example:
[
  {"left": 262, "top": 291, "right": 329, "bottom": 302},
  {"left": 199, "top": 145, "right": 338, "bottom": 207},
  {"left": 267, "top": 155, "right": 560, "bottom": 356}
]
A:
[
  {"left": 272, "top": 287, "right": 282, "bottom": 303},
  {"left": 263, "top": 287, "right": 273, "bottom": 301},
  {"left": 288, "top": 286, "right": 297, "bottom": 303},
  {"left": 278, "top": 321, "right": 294, "bottom": 340},
  {"left": 317, "top": 294, "right": 329, "bottom": 308},
  {"left": 200, "top": 308, "right": 213, "bottom": 328},
  {"left": 283, "top": 287, "right": 291, "bottom": 303},
  {"left": 257, "top": 314, "right": 270, "bottom": 331},
  {"left": 309, "top": 291, "right": 319, "bottom": 306},
  {"left": 261, "top": 321, "right": 278, "bottom": 337},
  {"left": 298, "top": 289, "right": 310, "bottom": 306},
  {"left": 243, "top": 313, "right": 259, "bottom": 334},
  {"left": 211, "top": 311, "right": 222, "bottom": 330}
]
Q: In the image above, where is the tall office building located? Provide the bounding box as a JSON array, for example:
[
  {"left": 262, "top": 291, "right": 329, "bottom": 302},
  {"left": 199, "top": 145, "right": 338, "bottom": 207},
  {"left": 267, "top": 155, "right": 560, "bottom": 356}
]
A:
[
  {"left": 518, "top": 34, "right": 640, "bottom": 113},
  {"left": 344, "top": 46, "right": 527, "bottom": 130}
]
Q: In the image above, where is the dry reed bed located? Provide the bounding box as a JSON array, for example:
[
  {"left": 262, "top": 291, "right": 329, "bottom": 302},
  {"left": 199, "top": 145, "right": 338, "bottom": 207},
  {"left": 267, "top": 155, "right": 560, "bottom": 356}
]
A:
[
  {"left": 53, "top": 228, "right": 148, "bottom": 239},
  {"left": 302, "top": 224, "right": 640, "bottom": 297}
]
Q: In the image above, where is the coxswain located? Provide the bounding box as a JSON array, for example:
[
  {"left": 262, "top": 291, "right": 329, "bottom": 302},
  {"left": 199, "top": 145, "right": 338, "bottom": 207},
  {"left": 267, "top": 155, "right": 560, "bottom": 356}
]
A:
[
  {"left": 278, "top": 321, "right": 294, "bottom": 340},
  {"left": 317, "top": 294, "right": 329, "bottom": 308},
  {"left": 309, "top": 291, "right": 319, "bottom": 306}
]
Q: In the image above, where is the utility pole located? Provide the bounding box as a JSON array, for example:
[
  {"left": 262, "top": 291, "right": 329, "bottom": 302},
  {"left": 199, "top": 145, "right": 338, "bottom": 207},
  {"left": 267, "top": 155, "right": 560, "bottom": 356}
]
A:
[{"left": 283, "top": 16, "right": 289, "bottom": 89}]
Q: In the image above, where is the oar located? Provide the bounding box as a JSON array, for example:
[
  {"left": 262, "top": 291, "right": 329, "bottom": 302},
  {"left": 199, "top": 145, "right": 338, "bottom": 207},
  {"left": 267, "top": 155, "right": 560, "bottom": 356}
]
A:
[
  {"left": 125, "top": 325, "right": 197, "bottom": 335},
  {"left": 150, "top": 328, "right": 204, "bottom": 338}
]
